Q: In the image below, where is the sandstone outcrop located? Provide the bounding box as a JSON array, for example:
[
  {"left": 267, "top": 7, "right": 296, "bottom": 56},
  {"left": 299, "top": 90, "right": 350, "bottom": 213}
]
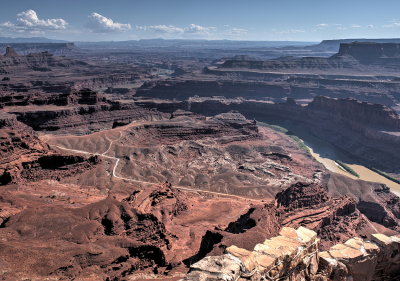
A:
[
  {"left": 5, "top": 98, "right": 166, "bottom": 134},
  {"left": 0, "top": 116, "right": 101, "bottom": 185},
  {"left": 138, "top": 72, "right": 400, "bottom": 107},
  {"left": 310, "top": 38, "right": 400, "bottom": 53},
  {"left": 182, "top": 227, "right": 400, "bottom": 281},
  {"left": 276, "top": 182, "right": 378, "bottom": 250},
  {"left": 0, "top": 42, "right": 78, "bottom": 55},
  {"left": 0, "top": 47, "right": 87, "bottom": 74},
  {"left": 0, "top": 88, "right": 104, "bottom": 107},
  {"left": 0, "top": 116, "right": 398, "bottom": 280},
  {"left": 0, "top": 195, "right": 172, "bottom": 280},
  {"left": 137, "top": 80, "right": 288, "bottom": 100},
  {"left": 2, "top": 37, "right": 400, "bottom": 281},
  {"left": 4, "top": 46, "right": 18, "bottom": 57},
  {"left": 308, "top": 96, "right": 400, "bottom": 130},
  {"left": 0, "top": 47, "right": 146, "bottom": 99},
  {"left": 335, "top": 42, "right": 400, "bottom": 65},
  {"left": 217, "top": 42, "right": 400, "bottom": 73},
  {"left": 136, "top": 96, "right": 400, "bottom": 173},
  {"left": 0, "top": 113, "right": 49, "bottom": 165},
  {"left": 46, "top": 113, "right": 321, "bottom": 197}
]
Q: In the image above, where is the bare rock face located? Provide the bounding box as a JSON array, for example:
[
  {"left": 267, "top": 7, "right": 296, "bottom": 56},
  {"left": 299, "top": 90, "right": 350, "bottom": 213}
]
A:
[
  {"left": 46, "top": 113, "right": 320, "bottom": 198},
  {"left": 0, "top": 114, "right": 49, "bottom": 165},
  {"left": 308, "top": 96, "right": 400, "bottom": 130},
  {"left": 0, "top": 114, "right": 100, "bottom": 185},
  {"left": 184, "top": 226, "right": 320, "bottom": 281},
  {"left": 183, "top": 227, "right": 400, "bottom": 281},
  {"left": 142, "top": 96, "right": 400, "bottom": 173},
  {"left": 319, "top": 233, "right": 400, "bottom": 281},
  {"left": 276, "top": 182, "right": 378, "bottom": 250},
  {"left": 357, "top": 184, "right": 400, "bottom": 231},
  {"left": 7, "top": 101, "right": 166, "bottom": 134},
  {"left": 136, "top": 79, "right": 289, "bottom": 100},
  {"left": 182, "top": 254, "right": 242, "bottom": 280},
  {"left": 0, "top": 88, "right": 104, "bottom": 108},
  {"left": 0, "top": 42, "right": 78, "bottom": 55},
  {"left": 336, "top": 42, "right": 400, "bottom": 64},
  {"left": 275, "top": 181, "right": 329, "bottom": 210},
  {"left": 0, "top": 196, "right": 171, "bottom": 280},
  {"left": 0, "top": 99, "right": 398, "bottom": 280},
  {"left": 4, "top": 46, "right": 18, "bottom": 57},
  {"left": 0, "top": 49, "right": 87, "bottom": 74},
  {"left": 218, "top": 42, "right": 400, "bottom": 72}
]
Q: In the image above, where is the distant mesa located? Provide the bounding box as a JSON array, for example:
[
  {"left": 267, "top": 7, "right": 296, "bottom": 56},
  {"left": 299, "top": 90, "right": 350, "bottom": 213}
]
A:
[
  {"left": 4, "top": 46, "right": 19, "bottom": 57},
  {"left": 0, "top": 42, "right": 78, "bottom": 55},
  {"left": 311, "top": 38, "right": 400, "bottom": 52},
  {"left": 211, "top": 41, "right": 400, "bottom": 74},
  {"left": 335, "top": 42, "right": 400, "bottom": 63}
]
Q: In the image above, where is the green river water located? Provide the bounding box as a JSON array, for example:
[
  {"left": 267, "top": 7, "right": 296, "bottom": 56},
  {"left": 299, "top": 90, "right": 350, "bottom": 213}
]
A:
[{"left": 259, "top": 120, "right": 400, "bottom": 196}]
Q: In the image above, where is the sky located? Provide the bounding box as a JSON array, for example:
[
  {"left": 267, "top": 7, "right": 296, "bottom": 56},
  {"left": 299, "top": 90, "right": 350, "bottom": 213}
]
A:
[{"left": 1, "top": 0, "right": 400, "bottom": 42}]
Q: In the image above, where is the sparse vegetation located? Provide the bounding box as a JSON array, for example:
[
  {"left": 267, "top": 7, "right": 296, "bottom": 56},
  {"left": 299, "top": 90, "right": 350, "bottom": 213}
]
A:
[
  {"left": 257, "top": 122, "right": 310, "bottom": 153},
  {"left": 257, "top": 122, "right": 288, "bottom": 133},
  {"left": 287, "top": 135, "right": 310, "bottom": 153},
  {"left": 335, "top": 160, "right": 360, "bottom": 178},
  {"left": 370, "top": 168, "right": 400, "bottom": 184}
]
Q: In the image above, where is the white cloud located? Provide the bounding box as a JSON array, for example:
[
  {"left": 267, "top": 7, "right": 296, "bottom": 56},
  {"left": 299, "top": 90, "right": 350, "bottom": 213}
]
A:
[
  {"left": 1, "top": 22, "right": 14, "bottom": 28},
  {"left": 367, "top": 24, "right": 374, "bottom": 28},
  {"left": 227, "top": 28, "right": 248, "bottom": 35},
  {"left": 0, "top": 9, "right": 68, "bottom": 34},
  {"left": 16, "top": 10, "right": 67, "bottom": 29},
  {"left": 382, "top": 21, "right": 400, "bottom": 28},
  {"left": 137, "top": 25, "right": 184, "bottom": 34},
  {"left": 184, "top": 24, "right": 216, "bottom": 34},
  {"left": 334, "top": 24, "right": 347, "bottom": 30},
  {"left": 351, "top": 24, "right": 362, "bottom": 28},
  {"left": 316, "top": 23, "right": 329, "bottom": 28},
  {"left": 136, "top": 23, "right": 216, "bottom": 36},
  {"left": 87, "top": 12, "right": 131, "bottom": 33},
  {"left": 273, "top": 29, "right": 305, "bottom": 35}
]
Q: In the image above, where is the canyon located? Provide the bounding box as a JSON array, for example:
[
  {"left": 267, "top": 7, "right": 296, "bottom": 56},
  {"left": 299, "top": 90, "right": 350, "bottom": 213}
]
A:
[{"left": 0, "top": 40, "right": 399, "bottom": 281}]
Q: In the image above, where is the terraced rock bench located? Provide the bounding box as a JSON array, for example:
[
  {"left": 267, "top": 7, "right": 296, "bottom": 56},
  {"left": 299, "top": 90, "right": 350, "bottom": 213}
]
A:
[
  {"left": 181, "top": 226, "right": 319, "bottom": 280},
  {"left": 319, "top": 233, "right": 400, "bottom": 281},
  {"left": 181, "top": 227, "right": 400, "bottom": 281}
]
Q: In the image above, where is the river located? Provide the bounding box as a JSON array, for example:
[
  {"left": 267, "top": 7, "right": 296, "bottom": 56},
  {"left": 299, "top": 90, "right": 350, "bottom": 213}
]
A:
[
  {"left": 259, "top": 120, "right": 400, "bottom": 196},
  {"left": 307, "top": 146, "right": 400, "bottom": 197}
]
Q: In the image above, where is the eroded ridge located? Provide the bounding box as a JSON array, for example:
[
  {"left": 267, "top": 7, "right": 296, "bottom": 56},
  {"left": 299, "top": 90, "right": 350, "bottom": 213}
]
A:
[{"left": 182, "top": 227, "right": 400, "bottom": 281}]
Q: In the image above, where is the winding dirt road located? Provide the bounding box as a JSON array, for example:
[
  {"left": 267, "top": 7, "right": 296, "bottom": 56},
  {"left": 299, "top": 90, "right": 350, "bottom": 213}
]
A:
[{"left": 52, "top": 144, "right": 262, "bottom": 201}]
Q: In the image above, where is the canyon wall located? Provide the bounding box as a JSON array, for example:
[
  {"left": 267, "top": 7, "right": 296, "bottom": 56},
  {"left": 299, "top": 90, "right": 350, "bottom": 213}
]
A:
[
  {"left": 0, "top": 88, "right": 103, "bottom": 107},
  {"left": 219, "top": 42, "right": 400, "bottom": 71},
  {"left": 137, "top": 80, "right": 289, "bottom": 100},
  {"left": 336, "top": 42, "right": 400, "bottom": 65},
  {"left": 308, "top": 96, "right": 400, "bottom": 130},
  {"left": 137, "top": 76, "right": 400, "bottom": 106},
  {"left": 8, "top": 103, "right": 166, "bottom": 134},
  {"left": 1, "top": 89, "right": 166, "bottom": 134},
  {"left": 0, "top": 47, "right": 87, "bottom": 74},
  {"left": 0, "top": 43, "right": 78, "bottom": 55},
  {"left": 182, "top": 226, "right": 400, "bottom": 281},
  {"left": 136, "top": 96, "right": 400, "bottom": 173}
]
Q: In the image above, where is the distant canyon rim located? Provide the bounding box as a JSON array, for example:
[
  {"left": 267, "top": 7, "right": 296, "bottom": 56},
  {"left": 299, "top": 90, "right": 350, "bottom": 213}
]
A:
[{"left": 0, "top": 39, "right": 400, "bottom": 280}]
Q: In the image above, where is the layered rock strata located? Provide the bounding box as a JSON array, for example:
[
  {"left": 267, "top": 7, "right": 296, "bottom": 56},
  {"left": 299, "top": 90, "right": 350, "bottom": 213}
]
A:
[
  {"left": 0, "top": 42, "right": 78, "bottom": 55},
  {"left": 135, "top": 96, "right": 400, "bottom": 173},
  {"left": 217, "top": 42, "right": 400, "bottom": 72},
  {"left": 182, "top": 227, "right": 400, "bottom": 281}
]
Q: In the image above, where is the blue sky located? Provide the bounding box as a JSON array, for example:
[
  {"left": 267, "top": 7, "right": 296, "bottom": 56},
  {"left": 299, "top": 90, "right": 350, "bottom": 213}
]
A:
[{"left": 1, "top": 0, "right": 400, "bottom": 41}]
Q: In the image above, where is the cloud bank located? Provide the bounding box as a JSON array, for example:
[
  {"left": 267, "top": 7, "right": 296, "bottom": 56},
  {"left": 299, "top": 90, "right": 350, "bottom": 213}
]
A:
[
  {"left": 87, "top": 13, "right": 131, "bottom": 33},
  {"left": 136, "top": 23, "right": 216, "bottom": 37},
  {"left": 137, "top": 25, "right": 184, "bottom": 34},
  {"left": 0, "top": 10, "right": 68, "bottom": 34}
]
